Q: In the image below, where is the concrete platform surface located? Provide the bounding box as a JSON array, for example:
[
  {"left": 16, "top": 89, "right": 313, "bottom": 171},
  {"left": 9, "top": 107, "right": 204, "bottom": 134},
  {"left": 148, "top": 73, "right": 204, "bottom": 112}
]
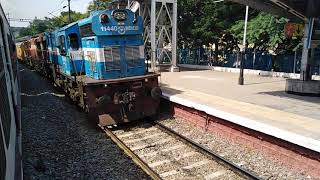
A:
[{"left": 160, "top": 70, "right": 320, "bottom": 152}]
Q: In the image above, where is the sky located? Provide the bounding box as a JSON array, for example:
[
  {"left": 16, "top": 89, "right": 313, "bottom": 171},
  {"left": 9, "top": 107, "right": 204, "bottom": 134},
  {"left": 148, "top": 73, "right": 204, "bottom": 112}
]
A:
[{"left": 1, "top": 0, "right": 92, "bottom": 27}]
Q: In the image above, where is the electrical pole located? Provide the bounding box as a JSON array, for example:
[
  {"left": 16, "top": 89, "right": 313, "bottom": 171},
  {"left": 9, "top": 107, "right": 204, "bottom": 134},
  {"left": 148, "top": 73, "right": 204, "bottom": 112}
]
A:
[
  {"left": 238, "top": 5, "right": 249, "bottom": 85},
  {"left": 96, "top": 0, "right": 100, "bottom": 10},
  {"left": 6, "top": 13, "right": 10, "bottom": 25},
  {"left": 68, "top": 0, "right": 71, "bottom": 23}
]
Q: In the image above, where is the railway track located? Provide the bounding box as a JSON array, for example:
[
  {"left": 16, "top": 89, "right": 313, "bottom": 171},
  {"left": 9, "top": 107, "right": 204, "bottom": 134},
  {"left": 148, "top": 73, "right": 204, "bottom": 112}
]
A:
[{"left": 100, "top": 121, "right": 261, "bottom": 180}]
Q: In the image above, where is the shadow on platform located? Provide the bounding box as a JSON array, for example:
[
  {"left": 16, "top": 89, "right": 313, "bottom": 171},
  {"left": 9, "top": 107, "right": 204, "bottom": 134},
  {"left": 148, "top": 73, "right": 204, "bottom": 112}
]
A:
[
  {"left": 157, "top": 64, "right": 208, "bottom": 72},
  {"left": 160, "top": 83, "right": 184, "bottom": 96},
  {"left": 257, "top": 91, "right": 320, "bottom": 104},
  {"left": 244, "top": 80, "right": 286, "bottom": 86}
]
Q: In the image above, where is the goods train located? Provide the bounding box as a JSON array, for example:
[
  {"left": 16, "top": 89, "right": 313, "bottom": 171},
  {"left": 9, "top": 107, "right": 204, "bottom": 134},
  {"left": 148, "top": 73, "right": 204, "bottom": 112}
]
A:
[
  {"left": 17, "top": 1, "right": 162, "bottom": 126},
  {"left": 0, "top": 3, "right": 23, "bottom": 180}
]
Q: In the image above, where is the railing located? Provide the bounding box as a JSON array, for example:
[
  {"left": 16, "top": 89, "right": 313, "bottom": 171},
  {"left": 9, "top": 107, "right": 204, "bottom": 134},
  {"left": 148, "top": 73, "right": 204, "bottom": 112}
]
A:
[{"left": 178, "top": 48, "right": 320, "bottom": 75}]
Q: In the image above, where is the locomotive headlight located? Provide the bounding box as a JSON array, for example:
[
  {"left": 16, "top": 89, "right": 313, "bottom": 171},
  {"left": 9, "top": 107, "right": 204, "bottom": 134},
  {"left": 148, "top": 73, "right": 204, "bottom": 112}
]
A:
[
  {"left": 113, "top": 10, "right": 127, "bottom": 21},
  {"left": 100, "top": 14, "right": 109, "bottom": 23}
]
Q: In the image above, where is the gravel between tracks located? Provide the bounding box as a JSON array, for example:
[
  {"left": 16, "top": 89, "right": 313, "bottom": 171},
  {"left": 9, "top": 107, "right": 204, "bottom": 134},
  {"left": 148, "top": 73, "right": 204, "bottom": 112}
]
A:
[
  {"left": 158, "top": 117, "right": 311, "bottom": 180},
  {"left": 113, "top": 123, "right": 244, "bottom": 179},
  {"left": 20, "top": 64, "right": 150, "bottom": 180}
]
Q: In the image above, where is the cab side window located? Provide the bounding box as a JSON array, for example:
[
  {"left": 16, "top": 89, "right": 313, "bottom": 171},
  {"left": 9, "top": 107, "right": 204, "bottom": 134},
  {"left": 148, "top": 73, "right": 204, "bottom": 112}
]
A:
[
  {"left": 58, "top": 35, "right": 66, "bottom": 56},
  {"left": 36, "top": 41, "right": 41, "bottom": 50},
  {"left": 42, "top": 40, "right": 47, "bottom": 50},
  {"left": 68, "top": 33, "right": 79, "bottom": 50}
]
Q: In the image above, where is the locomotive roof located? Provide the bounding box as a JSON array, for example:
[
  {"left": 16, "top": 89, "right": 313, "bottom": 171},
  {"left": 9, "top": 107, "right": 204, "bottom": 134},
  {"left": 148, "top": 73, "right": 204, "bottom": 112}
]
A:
[
  {"left": 78, "top": 17, "right": 92, "bottom": 27},
  {"left": 58, "top": 21, "right": 80, "bottom": 32},
  {"left": 78, "top": 10, "right": 104, "bottom": 26},
  {"left": 15, "top": 36, "right": 31, "bottom": 43},
  {"left": 31, "top": 32, "right": 45, "bottom": 38},
  {"left": 77, "top": 9, "right": 135, "bottom": 27}
]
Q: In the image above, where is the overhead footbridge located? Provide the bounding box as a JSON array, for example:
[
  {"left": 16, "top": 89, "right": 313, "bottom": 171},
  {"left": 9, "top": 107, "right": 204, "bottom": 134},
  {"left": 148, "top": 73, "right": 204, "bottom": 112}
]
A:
[{"left": 229, "top": 0, "right": 320, "bottom": 20}]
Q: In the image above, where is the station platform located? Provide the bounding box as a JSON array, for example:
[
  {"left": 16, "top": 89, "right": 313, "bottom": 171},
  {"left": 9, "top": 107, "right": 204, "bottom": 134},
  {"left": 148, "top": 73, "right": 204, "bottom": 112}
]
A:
[{"left": 160, "top": 69, "right": 320, "bottom": 153}]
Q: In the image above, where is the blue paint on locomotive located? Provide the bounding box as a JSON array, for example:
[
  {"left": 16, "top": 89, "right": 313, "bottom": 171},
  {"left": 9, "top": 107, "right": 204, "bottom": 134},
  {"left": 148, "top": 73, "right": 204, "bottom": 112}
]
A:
[
  {"left": 78, "top": 9, "right": 145, "bottom": 80},
  {"left": 45, "top": 8, "right": 145, "bottom": 80},
  {"left": 45, "top": 32, "right": 57, "bottom": 64},
  {"left": 56, "top": 22, "right": 85, "bottom": 75}
]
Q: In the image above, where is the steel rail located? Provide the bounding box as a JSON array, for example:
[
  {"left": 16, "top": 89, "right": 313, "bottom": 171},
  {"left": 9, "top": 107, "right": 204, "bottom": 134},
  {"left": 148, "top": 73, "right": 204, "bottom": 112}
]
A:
[
  {"left": 154, "top": 122, "right": 262, "bottom": 180},
  {"left": 99, "top": 125, "right": 162, "bottom": 180}
]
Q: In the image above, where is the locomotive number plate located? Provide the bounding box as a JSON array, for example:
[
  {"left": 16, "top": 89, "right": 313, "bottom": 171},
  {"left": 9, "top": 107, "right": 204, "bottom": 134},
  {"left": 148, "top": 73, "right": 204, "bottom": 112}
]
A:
[{"left": 101, "top": 26, "right": 139, "bottom": 34}]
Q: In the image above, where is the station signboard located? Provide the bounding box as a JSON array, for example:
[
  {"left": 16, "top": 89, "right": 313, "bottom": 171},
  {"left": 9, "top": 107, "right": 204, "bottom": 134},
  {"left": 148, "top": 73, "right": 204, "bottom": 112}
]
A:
[{"left": 284, "top": 23, "right": 304, "bottom": 38}]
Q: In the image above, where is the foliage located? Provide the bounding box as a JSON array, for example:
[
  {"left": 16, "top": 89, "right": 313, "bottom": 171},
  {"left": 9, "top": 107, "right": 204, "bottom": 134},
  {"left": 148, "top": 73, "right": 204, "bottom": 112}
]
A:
[
  {"left": 49, "top": 11, "right": 87, "bottom": 29},
  {"left": 178, "top": 0, "right": 255, "bottom": 48},
  {"left": 87, "top": 0, "right": 112, "bottom": 12},
  {"left": 18, "top": 18, "right": 49, "bottom": 37},
  {"left": 15, "top": 0, "right": 120, "bottom": 38},
  {"left": 178, "top": 1, "right": 301, "bottom": 54},
  {"left": 15, "top": 0, "right": 301, "bottom": 54},
  {"left": 229, "top": 12, "right": 295, "bottom": 53},
  {"left": 16, "top": 11, "right": 87, "bottom": 38}
]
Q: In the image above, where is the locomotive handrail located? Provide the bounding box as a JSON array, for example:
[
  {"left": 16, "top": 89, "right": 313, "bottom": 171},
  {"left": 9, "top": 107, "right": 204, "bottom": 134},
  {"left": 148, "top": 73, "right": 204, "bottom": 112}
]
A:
[
  {"left": 85, "top": 54, "right": 97, "bottom": 79},
  {"left": 69, "top": 51, "right": 85, "bottom": 78}
]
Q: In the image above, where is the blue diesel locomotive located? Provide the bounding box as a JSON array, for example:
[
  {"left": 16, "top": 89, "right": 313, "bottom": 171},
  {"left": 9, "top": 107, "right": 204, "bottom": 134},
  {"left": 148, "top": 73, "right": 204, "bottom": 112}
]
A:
[{"left": 19, "top": 2, "right": 162, "bottom": 126}]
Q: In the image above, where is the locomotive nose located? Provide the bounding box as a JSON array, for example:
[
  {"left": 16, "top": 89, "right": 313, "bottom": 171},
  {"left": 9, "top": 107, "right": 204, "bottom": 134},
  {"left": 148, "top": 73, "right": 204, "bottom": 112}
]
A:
[{"left": 151, "top": 87, "right": 162, "bottom": 100}]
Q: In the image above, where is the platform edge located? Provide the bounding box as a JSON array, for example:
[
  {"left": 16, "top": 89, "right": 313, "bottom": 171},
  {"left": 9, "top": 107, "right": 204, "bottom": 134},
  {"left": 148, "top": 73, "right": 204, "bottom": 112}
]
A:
[{"left": 162, "top": 92, "right": 320, "bottom": 153}]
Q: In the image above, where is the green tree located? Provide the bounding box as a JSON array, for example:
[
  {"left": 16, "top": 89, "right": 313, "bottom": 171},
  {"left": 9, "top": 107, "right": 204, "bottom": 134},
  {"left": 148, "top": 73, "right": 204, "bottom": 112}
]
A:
[
  {"left": 46, "top": 11, "right": 87, "bottom": 30},
  {"left": 16, "top": 11, "right": 87, "bottom": 38},
  {"left": 15, "top": 0, "right": 116, "bottom": 38},
  {"left": 178, "top": 1, "right": 252, "bottom": 46},
  {"left": 18, "top": 27, "right": 33, "bottom": 37},
  {"left": 229, "top": 12, "right": 300, "bottom": 53},
  {"left": 177, "top": 1, "right": 301, "bottom": 55},
  {"left": 87, "top": 0, "right": 112, "bottom": 12},
  {"left": 30, "top": 18, "right": 50, "bottom": 34},
  {"left": 178, "top": 0, "right": 253, "bottom": 60}
]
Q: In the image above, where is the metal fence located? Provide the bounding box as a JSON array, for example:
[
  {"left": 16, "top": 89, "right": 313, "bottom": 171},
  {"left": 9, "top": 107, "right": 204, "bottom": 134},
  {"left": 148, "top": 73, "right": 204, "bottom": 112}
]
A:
[{"left": 178, "top": 48, "right": 320, "bottom": 75}]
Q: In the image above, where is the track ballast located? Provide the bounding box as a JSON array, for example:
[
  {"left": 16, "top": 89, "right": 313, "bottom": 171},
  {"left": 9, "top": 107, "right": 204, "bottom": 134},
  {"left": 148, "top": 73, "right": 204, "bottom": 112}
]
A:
[{"left": 101, "top": 121, "right": 261, "bottom": 180}]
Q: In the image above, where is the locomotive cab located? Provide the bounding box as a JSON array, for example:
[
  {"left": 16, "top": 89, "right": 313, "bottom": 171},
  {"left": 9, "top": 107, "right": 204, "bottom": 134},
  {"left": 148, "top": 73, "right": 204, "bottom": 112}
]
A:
[
  {"left": 79, "top": 7, "right": 145, "bottom": 80},
  {"left": 56, "top": 23, "right": 85, "bottom": 76}
]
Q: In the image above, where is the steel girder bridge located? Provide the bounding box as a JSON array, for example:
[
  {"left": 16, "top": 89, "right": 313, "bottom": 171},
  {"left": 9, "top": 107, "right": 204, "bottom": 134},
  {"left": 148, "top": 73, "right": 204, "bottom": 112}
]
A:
[{"left": 128, "top": 0, "right": 179, "bottom": 72}]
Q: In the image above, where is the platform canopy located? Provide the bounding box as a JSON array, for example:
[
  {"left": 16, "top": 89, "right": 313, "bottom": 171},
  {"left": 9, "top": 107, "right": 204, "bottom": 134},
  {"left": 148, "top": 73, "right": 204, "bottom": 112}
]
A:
[{"left": 229, "top": 0, "right": 320, "bottom": 21}]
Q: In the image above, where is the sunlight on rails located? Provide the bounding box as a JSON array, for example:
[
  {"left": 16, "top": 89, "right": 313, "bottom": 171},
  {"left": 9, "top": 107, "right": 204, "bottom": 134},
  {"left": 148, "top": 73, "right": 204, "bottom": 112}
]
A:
[{"left": 20, "top": 92, "right": 65, "bottom": 97}]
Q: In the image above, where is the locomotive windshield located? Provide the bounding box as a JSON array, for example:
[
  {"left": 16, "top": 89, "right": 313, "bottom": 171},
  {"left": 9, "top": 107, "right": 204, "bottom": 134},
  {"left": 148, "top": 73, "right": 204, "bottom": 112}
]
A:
[{"left": 80, "top": 24, "right": 95, "bottom": 37}]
